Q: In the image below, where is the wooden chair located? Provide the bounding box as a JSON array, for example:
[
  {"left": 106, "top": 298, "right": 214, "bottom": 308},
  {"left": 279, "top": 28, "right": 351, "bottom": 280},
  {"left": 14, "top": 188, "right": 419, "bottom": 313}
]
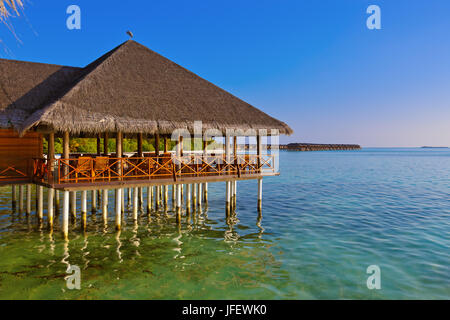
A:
[
  {"left": 94, "top": 157, "right": 110, "bottom": 181},
  {"left": 75, "top": 157, "right": 92, "bottom": 182}
]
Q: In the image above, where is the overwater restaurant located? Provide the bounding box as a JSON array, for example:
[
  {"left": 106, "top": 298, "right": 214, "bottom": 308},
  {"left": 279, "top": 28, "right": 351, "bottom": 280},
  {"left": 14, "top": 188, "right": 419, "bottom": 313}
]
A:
[{"left": 0, "top": 40, "right": 292, "bottom": 237}]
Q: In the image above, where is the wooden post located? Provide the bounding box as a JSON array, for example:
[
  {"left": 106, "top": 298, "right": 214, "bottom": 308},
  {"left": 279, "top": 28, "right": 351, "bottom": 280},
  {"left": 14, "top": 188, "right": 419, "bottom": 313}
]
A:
[
  {"left": 186, "top": 184, "right": 191, "bottom": 212},
  {"left": 176, "top": 184, "right": 182, "bottom": 220},
  {"left": 103, "top": 132, "right": 109, "bottom": 156},
  {"left": 121, "top": 187, "right": 125, "bottom": 213},
  {"left": 198, "top": 183, "right": 202, "bottom": 207},
  {"left": 48, "top": 132, "right": 55, "bottom": 175},
  {"left": 133, "top": 187, "right": 138, "bottom": 220},
  {"left": 37, "top": 186, "right": 43, "bottom": 221},
  {"left": 116, "top": 188, "right": 122, "bottom": 230},
  {"left": 147, "top": 186, "right": 152, "bottom": 214},
  {"left": 26, "top": 184, "right": 31, "bottom": 214},
  {"left": 55, "top": 190, "right": 60, "bottom": 214},
  {"left": 233, "top": 181, "right": 237, "bottom": 207},
  {"left": 116, "top": 131, "right": 123, "bottom": 177},
  {"left": 19, "top": 185, "right": 24, "bottom": 212},
  {"left": 204, "top": 183, "right": 208, "bottom": 203},
  {"left": 226, "top": 181, "right": 231, "bottom": 214},
  {"left": 102, "top": 189, "right": 108, "bottom": 223},
  {"left": 48, "top": 188, "right": 54, "bottom": 229},
  {"left": 163, "top": 136, "right": 168, "bottom": 153},
  {"left": 258, "top": 178, "right": 262, "bottom": 211},
  {"left": 257, "top": 134, "right": 262, "bottom": 171},
  {"left": 11, "top": 185, "right": 16, "bottom": 209},
  {"left": 225, "top": 134, "right": 231, "bottom": 211},
  {"left": 63, "top": 191, "right": 69, "bottom": 240},
  {"left": 63, "top": 131, "right": 70, "bottom": 177},
  {"left": 97, "top": 134, "right": 101, "bottom": 155},
  {"left": 81, "top": 190, "right": 87, "bottom": 230},
  {"left": 137, "top": 133, "right": 143, "bottom": 157},
  {"left": 155, "top": 133, "right": 160, "bottom": 156},
  {"left": 139, "top": 187, "right": 144, "bottom": 210},
  {"left": 164, "top": 185, "right": 168, "bottom": 210},
  {"left": 91, "top": 190, "right": 97, "bottom": 212},
  {"left": 70, "top": 191, "right": 76, "bottom": 220}
]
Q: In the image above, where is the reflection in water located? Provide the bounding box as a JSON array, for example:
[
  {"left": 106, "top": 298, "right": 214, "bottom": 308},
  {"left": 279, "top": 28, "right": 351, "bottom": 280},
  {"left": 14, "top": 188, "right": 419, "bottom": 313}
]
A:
[{"left": 0, "top": 184, "right": 285, "bottom": 300}]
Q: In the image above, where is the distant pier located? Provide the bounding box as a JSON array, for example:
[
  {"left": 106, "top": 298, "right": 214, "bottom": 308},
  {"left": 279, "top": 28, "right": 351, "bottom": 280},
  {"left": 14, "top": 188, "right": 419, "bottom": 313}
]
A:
[{"left": 280, "top": 143, "right": 361, "bottom": 151}]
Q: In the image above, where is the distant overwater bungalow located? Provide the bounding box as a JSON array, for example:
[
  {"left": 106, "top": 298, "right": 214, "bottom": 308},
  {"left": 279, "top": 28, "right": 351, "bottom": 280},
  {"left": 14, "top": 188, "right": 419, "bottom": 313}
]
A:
[{"left": 0, "top": 40, "right": 292, "bottom": 239}]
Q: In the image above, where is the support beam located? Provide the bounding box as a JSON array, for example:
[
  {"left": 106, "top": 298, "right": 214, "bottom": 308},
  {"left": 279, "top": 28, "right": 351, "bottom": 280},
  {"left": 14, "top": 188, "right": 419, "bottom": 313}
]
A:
[
  {"left": 116, "top": 188, "right": 122, "bottom": 230},
  {"left": 91, "top": 190, "right": 97, "bottom": 212},
  {"left": 103, "top": 132, "right": 109, "bottom": 156},
  {"left": 155, "top": 133, "right": 160, "bottom": 156},
  {"left": 37, "top": 186, "right": 43, "bottom": 221},
  {"left": 102, "top": 189, "right": 108, "bottom": 223},
  {"left": 63, "top": 191, "right": 69, "bottom": 240},
  {"left": 258, "top": 178, "right": 263, "bottom": 211},
  {"left": 198, "top": 183, "right": 202, "bottom": 207},
  {"left": 70, "top": 191, "right": 76, "bottom": 220},
  {"left": 176, "top": 184, "right": 182, "bottom": 221},
  {"left": 48, "top": 188, "right": 54, "bottom": 229},
  {"left": 226, "top": 181, "right": 231, "bottom": 213},
  {"left": 164, "top": 185, "right": 168, "bottom": 210},
  {"left": 55, "top": 190, "right": 60, "bottom": 214},
  {"left": 26, "top": 184, "right": 31, "bottom": 214},
  {"left": 19, "top": 185, "right": 24, "bottom": 212},
  {"left": 63, "top": 131, "right": 70, "bottom": 176},
  {"left": 48, "top": 132, "right": 55, "bottom": 174},
  {"left": 204, "top": 183, "right": 208, "bottom": 203},
  {"left": 132, "top": 187, "right": 139, "bottom": 220},
  {"left": 96, "top": 134, "right": 101, "bottom": 155},
  {"left": 186, "top": 184, "right": 191, "bottom": 212},
  {"left": 137, "top": 133, "right": 143, "bottom": 157},
  {"left": 163, "top": 136, "right": 168, "bottom": 153},
  {"left": 147, "top": 186, "right": 152, "bottom": 214},
  {"left": 81, "top": 190, "right": 87, "bottom": 230},
  {"left": 11, "top": 185, "right": 16, "bottom": 209}
]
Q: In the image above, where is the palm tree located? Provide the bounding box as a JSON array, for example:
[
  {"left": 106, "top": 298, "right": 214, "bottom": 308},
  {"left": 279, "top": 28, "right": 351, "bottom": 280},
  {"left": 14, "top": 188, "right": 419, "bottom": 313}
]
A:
[{"left": 0, "top": 0, "right": 24, "bottom": 37}]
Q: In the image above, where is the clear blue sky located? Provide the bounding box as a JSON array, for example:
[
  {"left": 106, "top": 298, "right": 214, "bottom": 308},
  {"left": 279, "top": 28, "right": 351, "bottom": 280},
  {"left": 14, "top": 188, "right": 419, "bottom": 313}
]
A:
[{"left": 1, "top": 0, "right": 449, "bottom": 147}]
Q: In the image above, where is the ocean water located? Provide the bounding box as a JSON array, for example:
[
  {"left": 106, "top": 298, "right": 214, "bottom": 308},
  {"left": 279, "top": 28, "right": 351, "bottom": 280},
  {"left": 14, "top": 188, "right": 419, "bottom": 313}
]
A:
[{"left": 0, "top": 148, "right": 449, "bottom": 299}]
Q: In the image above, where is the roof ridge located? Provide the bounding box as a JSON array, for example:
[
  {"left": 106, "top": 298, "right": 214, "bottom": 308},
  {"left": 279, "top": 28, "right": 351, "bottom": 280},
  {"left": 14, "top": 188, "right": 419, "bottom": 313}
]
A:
[{"left": 19, "top": 41, "right": 131, "bottom": 133}]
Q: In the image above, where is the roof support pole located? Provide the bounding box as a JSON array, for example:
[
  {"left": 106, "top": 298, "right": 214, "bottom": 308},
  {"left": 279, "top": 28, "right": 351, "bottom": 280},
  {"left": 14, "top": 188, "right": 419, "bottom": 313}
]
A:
[
  {"left": 48, "top": 132, "right": 55, "bottom": 177},
  {"left": 164, "top": 136, "right": 168, "bottom": 153},
  {"left": 103, "top": 132, "right": 109, "bottom": 156},
  {"left": 257, "top": 133, "right": 262, "bottom": 171},
  {"left": 96, "top": 134, "right": 101, "bottom": 156},
  {"left": 116, "top": 131, "right": 123, "bottom": 178},
  {"left": 63, "top": 131, "right": 70, "bottom": 177},
  {"left": 155, "top": 133, "right": 160, "bottom": 156},
  {"left": 137, "top": 133, "right": 143, "bottom": 157}
]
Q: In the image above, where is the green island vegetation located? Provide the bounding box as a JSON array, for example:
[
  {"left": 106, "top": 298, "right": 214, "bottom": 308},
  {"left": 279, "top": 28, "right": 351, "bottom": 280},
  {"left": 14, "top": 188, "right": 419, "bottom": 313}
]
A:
[{"left": 43, "top": 137, "right": 219, "bottom": 154}]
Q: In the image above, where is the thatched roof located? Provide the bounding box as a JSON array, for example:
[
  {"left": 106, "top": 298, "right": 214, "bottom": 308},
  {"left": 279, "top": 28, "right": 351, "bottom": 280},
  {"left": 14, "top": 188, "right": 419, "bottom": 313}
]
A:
[
  {"left": 2, "top": 40, "right": 293, "bottom": 136},
  {"left": 0, "top": 59, "right": 80, "bottom": 128}
]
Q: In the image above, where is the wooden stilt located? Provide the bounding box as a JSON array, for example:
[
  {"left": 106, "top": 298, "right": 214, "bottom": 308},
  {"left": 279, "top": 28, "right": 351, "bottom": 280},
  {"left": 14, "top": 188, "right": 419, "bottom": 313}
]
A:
[
  {"left": 19, "top": 185, "right": 24, "bottom": 212},
  {"left": 176, "top": 184, "right": 182, "bottom": 221},
  {"left": 37, "top": 185, "right": 43, "bottom": 221},
  {"left": 91, "top": 190, "right": 97, "bottom": 212},
  {"left": 121, "top": 187, "right": 125, "bottom": 213},
  {"left": 133, "top": 187, "right": 138, "bottom": 220},
  {"left": 139, "top": 187, "right": 144, "bottom": 210},
  {"left": 55, "top": 190, "right": 60, "bottom": 214},
  {"left": 147, "top": 186, "right": 152, "bottom": 214},
  {"left": 102, "top": 189, "right": 108, "bottom": 223},
  {"left": 12, "top": 185, "right": 16, "bottom": 209},
  {"left": 62, "top": 191, "right": 69, "bottom": 240},
  {"left": 128, "top": 188, "right": 132, "bottom": 207},
  {"left": 186, "top": 184, "right": 191, "bottom": 212},
  {"left": 26, "top": 184, "right": 31, "bottom": 214},
  {"left": 204, "top": 182, "right": 208, "bottom": 203},
  {"left": 258, "top": 178, "right": 262, "bottom": 211},
  {"left": 192, "top": 184, "right": 197, "bottom": 208},
  {"left": 164, "top": 185, "right": 168, "bottom": 210},
  {"left": 47, "top": 188, "right": 54, "bottom": 229},
  {"left": 81, "top": 190, "right": 87, "bottom": 230},
  {"left": 115, "top": 188, "right": 122, "bottom": 230},
  {"left": 70, "top": 191, "right": 77, "bottom": 220},
  {"left": 198, "top": 183, "right": 202, "bottom": 207}
]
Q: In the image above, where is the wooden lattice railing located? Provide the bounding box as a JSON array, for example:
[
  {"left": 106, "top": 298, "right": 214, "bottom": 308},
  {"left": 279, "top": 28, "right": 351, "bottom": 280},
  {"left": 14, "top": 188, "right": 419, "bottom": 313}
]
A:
[{"left": 32, "top": 154, "right": 276, "bottom": 185}]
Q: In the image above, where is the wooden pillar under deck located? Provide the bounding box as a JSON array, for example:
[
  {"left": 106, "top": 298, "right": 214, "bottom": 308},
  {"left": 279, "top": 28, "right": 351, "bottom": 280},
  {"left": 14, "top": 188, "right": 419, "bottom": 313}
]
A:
[
  {"left": 47, "top": 188, "right": 54, "bottom": 229},
  {"left": 37, "top": 186, "right": 43, "bottom": 221},
  {"left": 258, "top": 178, "right": 263, "bottom": 211},
  {"left": 62, "top": 191, "right": 69, "bottom": 240},
  {"left": 81, "top": 190, "right": 87, "bottom": 230},
  {"left": 19, "top": 185, "right": 24, "bottom": 212},
  {"left": 11, "top": 185, "right": 16, "bottom": 209},
  {"left": 26, "top": 184, "right": 31, "bottom": 214}
]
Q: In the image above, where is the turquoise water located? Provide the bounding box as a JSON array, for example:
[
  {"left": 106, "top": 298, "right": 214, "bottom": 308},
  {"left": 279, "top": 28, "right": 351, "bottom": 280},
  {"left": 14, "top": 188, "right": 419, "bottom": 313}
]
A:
[{"left": 0, "top": 148, "right": 449, "bottom": 299}]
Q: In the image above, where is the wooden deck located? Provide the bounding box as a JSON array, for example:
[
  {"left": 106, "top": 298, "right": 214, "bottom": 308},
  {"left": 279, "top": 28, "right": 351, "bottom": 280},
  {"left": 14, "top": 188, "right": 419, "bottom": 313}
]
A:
[{"left": 31, "top": 154, "right": 277, "bottom": 191}]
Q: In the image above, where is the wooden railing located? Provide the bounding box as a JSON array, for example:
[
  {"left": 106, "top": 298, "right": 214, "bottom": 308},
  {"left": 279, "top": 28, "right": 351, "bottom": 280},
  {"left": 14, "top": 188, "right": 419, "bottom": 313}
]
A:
[{"left": 32, "top": 154, "right": 276, "bottom": 185}]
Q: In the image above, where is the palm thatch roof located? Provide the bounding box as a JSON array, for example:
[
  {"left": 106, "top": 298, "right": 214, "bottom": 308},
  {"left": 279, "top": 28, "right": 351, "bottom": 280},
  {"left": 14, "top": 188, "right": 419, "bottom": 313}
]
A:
[{"left": 1, "top": 40, "right": 293, "bottom": 136}]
